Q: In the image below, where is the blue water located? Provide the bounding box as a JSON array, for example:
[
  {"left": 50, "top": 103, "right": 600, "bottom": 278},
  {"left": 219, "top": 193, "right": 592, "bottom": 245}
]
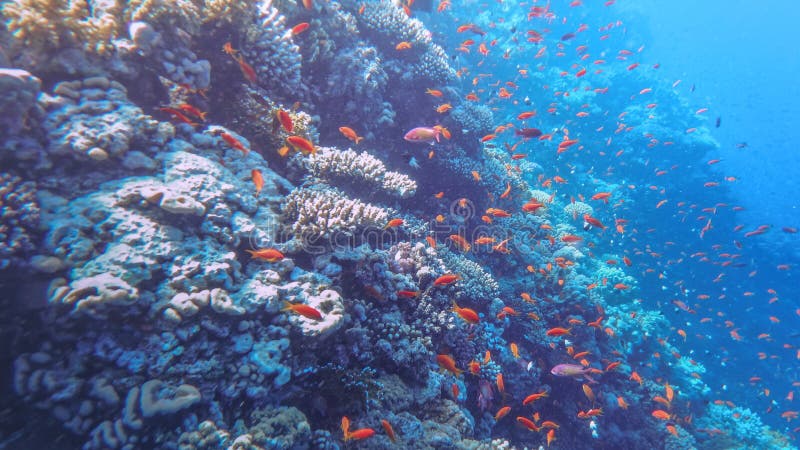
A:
[{"left": 2, "top": 0, "right": 800, "bottom": 448}]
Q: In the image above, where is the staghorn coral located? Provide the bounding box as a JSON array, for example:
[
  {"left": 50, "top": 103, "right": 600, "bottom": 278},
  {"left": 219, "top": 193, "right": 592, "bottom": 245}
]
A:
[
  {"left": 0, "top": 172, "right": 40, "bottom": 270},
  {"left": 281, "top": 185, "right": 389, "bottom": 241},
  {"left": 303, "top": 146, "right": 416, "bottom": 198}
]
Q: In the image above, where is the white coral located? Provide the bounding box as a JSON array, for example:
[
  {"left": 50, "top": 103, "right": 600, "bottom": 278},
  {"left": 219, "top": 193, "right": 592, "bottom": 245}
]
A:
[
  {"left": 305, "top": 147, "right": 416, "bottom": 198},
  {"left": 282, "top": 186, "right": 388, "bottom": 240}
]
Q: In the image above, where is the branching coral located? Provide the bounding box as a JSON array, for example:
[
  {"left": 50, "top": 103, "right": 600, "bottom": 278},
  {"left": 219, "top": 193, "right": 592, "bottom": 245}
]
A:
[
  {"left": 281, "top": 185, "right": 389, "bottom": 241},
  {"left": 303, "top": 146, "right": 416, "bottom": 198}
]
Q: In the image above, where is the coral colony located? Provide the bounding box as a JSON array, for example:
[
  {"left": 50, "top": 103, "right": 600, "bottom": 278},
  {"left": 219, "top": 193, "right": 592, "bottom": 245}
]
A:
[{"left": 0, "top": 0, "right": 796, "bottom": 449}]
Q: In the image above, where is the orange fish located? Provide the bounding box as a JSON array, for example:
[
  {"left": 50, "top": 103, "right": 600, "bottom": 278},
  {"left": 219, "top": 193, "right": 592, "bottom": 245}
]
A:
[
  {"left": 582, "top": 384, "right": 595, "bottom": 403},
  {"left": 380, "top": 419, "right": 396, "bottom": 442},
  {"left": 546, "top": 327, "right": 571, "bottom": 337},
  {"left": 517, "top": 416, "right": 539, "bottom": 431},
  {"left": 396, "top": 290, "right": 419, "bottom": 298},
  {"left": 286, "top": 135, "right": 315, "bottom": 154},
  {"left": 523, "top": 390, "right": 548, "bottom": 405},
  {"left": 276, "top": 109, "right": 294, "bottom": 132},
  {"left": 345, "top": 428, "right": 375, "bottom": 441},
  {"left": 652, "top": 410, "right": 671, "bottom": 420},
  {"left": 220, "top": 132, "right": 249, "bottom": 156},
  {"left": 159, "top": 107, "right": 198, "bottom": 127},
  {"left": 251, "top": 169, "right": 264, "bottom": 197},
  {"left": 510, "top": 342, "right": 520, "bottom": 358},
  {"left": 617, "top": 396, "right": 629, "bottom": 409},
  {"left": 339, "top": 126, "right": 364, "bottom": 144},
  {"left": 426, "top": 236, "right": 437, "bottom": 248},
  {"left": 434, "top": 274, "right": 461, "bottom": 286},
  {"left": 291, "top": 22, "right": 310, "bottom": 35},
  {"left": 282, "top": 301, "right": 322, "bottom": 321},
  {"left": 453, "top": 301, "right": 480, "bottom": 324},
  {"left": 426, "top": 88, "right": 444, "bottom": 97},
  {"left": 177, "top": 103, "right": 207, "bottom": 121},
  {"left": 246, "top": 248, "right": 284, "bottom": 262},
  {"left": 341, "top": 416, "right": 351, "bottom": 440},
  {"left": 496, "top": 373, "right": 505, "bottom": 393},
  {"left": 547, "top": 429, "right": 556, "bottom": 446},
  {"left": 495, "top": 406, "right": 511, "bottom": 421},
  {"left": 384, "top": 218, "right": 404, "bottom": 229},
  {"left": 436, "top": 103, "right": 453, "bottom": 113},
  {"left": 235, "top": 55, "right": 257, "bottom": 83},
  {"left": 436, "top": 354, "right": 463, "bottom": 376},
  {"left": 396, "top": 41, "right": 412, "bottom": 50},
  {"left": 449, "top": 234, "right": 472, "bottom": 251}
]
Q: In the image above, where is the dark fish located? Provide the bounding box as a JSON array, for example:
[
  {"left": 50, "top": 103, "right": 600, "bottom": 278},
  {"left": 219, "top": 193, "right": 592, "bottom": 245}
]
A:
[
  {"left": 736, "top": 142, "right": 748, "bottom": 149},
  {"left": 515, "top": 127, "right": 543, "bottom": 138},
  {"left": 715, "top": 116, "right": 721, "bottom": 128},
  {"left": 561, "top": 32, "right": 575, "bottom": 41},
  {"left": 690, "top": 84, "right": 696, "bottom": 92}
]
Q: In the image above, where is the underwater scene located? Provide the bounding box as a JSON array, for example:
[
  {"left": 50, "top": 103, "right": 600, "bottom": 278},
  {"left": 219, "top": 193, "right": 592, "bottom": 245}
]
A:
[{"left": 0, "top": 0, "right": 798, "bottom": 448}]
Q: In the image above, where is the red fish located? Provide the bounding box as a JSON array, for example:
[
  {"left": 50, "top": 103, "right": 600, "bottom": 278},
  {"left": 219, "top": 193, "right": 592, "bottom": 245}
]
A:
[
  {"left": 282, "top": 301, "right": 322, "bottom": 321},
  {"left": 276, "top": 109, "right": 293, "bottom": 132},
  {"left": 434, "top": 274, "right": 461, "bottom": 286},
  {"left": 246, "top": 248, "right": 284, "bottom": 262}
]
